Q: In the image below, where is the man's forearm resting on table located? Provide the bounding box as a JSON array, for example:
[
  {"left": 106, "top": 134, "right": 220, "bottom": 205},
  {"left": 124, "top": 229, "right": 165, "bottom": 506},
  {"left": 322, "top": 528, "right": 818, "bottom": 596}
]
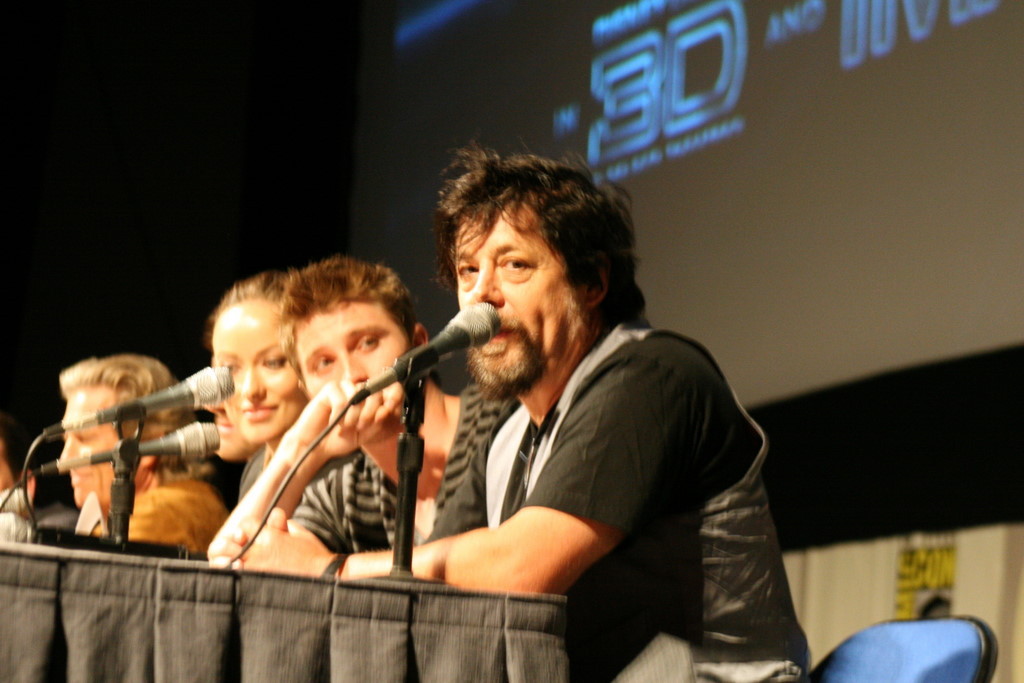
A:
[{"left": 329, "top": 508, "right": 623, "bottom": 595}]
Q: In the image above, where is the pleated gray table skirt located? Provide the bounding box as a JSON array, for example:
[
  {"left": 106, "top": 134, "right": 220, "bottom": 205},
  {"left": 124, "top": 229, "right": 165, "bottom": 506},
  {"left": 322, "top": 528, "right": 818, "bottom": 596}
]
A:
[{"left": 0, "top": 541, "right": 568, "bottom": 682}]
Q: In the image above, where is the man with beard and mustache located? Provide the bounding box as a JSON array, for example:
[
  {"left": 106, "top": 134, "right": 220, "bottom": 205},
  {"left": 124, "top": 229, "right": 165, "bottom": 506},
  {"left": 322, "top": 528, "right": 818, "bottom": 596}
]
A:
[{"left": 231, "top": 148, "right": 808, "bottom": 682}]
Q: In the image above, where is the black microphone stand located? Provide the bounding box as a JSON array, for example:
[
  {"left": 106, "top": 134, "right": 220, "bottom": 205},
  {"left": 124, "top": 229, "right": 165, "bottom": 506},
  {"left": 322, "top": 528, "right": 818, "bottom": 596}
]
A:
[
  {"left": 107, "top": 409, "right": 145, "bottom": 544},
  {"left": 33, "top": 405, "right": 197, "bottom": 559},
  {"left": 389, "top": 375, "right": 426, "bottom": 579}
]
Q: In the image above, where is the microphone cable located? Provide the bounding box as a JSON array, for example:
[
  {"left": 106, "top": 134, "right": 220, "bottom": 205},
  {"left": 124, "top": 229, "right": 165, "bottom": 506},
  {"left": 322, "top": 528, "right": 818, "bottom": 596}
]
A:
[
  {"left": 228, "top": 392, "right": 360, "bottom": 565},
  {"left": 0, "top": 433, "right": 47, "bottom": 537}
]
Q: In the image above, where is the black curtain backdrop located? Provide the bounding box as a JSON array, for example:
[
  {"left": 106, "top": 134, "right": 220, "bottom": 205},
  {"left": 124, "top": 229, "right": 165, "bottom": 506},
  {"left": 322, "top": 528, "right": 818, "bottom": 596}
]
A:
[
  {"left": 756, "top": 344, "right": 1024, "bottom": 550},
  {"left": 7, "top": 1, "right": 360, "bottom": 509}
]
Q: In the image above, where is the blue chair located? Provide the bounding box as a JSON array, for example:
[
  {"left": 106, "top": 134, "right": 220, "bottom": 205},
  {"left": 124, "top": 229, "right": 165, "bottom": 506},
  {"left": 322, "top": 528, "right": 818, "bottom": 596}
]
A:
[{"left": 810, "top": 616, "right": 998, "bottom": 683}]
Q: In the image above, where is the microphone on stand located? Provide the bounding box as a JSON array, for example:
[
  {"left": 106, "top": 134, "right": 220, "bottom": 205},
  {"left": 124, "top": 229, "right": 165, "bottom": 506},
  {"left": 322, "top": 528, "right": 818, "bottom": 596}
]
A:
[
  {"left": 223, "top": 304, "right": 498, "bottom": 571},
  {"left": 42, "top": 367, "right": 234, "bottom": 439},
  {"left": 32, "top": 422, "right": 220, "bottom": 477},
  {"left": 351, "top": 303, "right": 500, "bottom": 403}
]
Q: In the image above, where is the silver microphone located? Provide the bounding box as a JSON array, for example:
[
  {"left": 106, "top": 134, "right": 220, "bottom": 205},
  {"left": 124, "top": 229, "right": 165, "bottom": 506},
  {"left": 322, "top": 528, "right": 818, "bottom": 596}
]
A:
[
  {"left": 33, "top": 422, "right": 220, "bottom": 476},
  {"left": 42, "top": 367, "right": 233, "bottom": 439},
  {"left": 353, "top": 303, "right": 501, "bottom": 402}
]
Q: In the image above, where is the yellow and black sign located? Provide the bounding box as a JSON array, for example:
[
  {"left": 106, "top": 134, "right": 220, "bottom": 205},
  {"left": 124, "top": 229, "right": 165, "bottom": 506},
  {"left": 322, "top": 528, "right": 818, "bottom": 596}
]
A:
[{"left": 895, "top": 542, "right": 956, "bottom": 620}]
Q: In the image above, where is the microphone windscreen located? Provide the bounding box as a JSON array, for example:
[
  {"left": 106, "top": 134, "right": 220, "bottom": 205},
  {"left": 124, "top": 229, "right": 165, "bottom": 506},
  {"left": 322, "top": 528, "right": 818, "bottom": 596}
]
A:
[
  {"left": 177, "top": 422, "right": 221, "bottom": 458},
  {"left": 186, "top": 367, "right": 235, "bottom": 407},
  {"left": 457, "top": 303, "right": 501, "bottom": 346}
]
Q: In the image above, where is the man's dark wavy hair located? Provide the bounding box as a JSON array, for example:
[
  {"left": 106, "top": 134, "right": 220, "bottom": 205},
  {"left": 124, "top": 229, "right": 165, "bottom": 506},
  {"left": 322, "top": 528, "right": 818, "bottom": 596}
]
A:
[{"left": 434, "top": 145, "right": 645, "bottom": 327}]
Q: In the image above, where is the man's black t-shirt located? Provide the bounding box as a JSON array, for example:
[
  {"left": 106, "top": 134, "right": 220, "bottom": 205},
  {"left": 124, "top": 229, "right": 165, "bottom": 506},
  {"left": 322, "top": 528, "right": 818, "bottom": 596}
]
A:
[
  {"left": 431, "top": 332, "right": 760, "bottom": 539},
  {"left": 431, "top": 327, "right": 807, "bottom": 682}
]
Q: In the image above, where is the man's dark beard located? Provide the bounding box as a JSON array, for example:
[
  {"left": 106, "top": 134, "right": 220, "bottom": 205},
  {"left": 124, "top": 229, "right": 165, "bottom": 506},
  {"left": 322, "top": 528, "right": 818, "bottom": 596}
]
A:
[{"left": 467, "top": 323, "right": 544, "bottom": 401}]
